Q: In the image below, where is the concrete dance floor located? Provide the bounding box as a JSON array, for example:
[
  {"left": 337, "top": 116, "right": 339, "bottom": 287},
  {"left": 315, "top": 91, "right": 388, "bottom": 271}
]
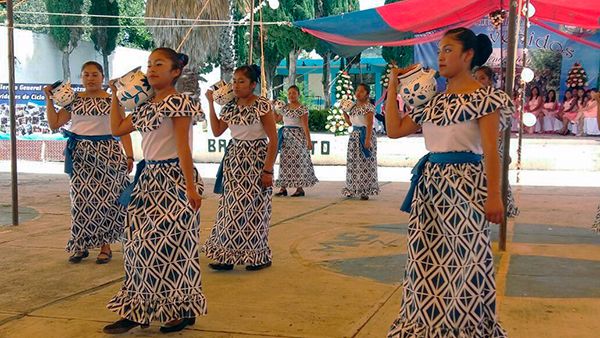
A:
[{"left": 1, "top": 172, "right": 599, "bottom": 337}]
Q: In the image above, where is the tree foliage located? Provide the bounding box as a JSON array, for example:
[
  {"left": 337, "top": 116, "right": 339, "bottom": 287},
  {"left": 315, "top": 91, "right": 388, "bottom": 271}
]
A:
[
  {"left": 264, "top": 0, "right": 316, "bottom": 56},
  {"left": 117, "top": 0, "right": 154, "bottom": 50},
  {"left": 45, "top": 0, "right": 84, "bottom": 52},
  {"left": 530, "top": 49, "right": 563, "bottom": 90},
  {"left": 90, "top": 0, "right": 120, "bottom": 78},
  {"left": 312, "top": 0, "right": 360, "bottom": 107},
  {"left": 45, "top": 0, "right": 85, "bottom": 79},
  {"left": 1, "top": 0, "right": 50, "bottom": 34}
]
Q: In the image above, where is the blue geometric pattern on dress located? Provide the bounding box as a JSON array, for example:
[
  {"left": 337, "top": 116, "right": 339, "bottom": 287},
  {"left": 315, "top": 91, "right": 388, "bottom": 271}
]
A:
[
  {"left": 66, "top": 137, "right": 129, "bottom": 253},
  {"left": 220, "top": 96, "right": 272, "bottom": 125},
  {"left": 64, "top": 96, "right": 111, "bottom": 116},
  {"left": 342, "top": 130, "right": 379, "bottom": 197},
  {"left": 132, "top": 94, "right": 204, "bottom": 133},
  {"left": 409, "top": 87, "right": 514, "bottom": 130},
  {"left": 280, "top": 105, "right": 308, "bottom": 118},
  {"left": 204, "top": 139, "right": 273, "bottom": 265},
  {"left": 107, "top": 160, "right": 207, "bottom": 324},
  {"left": 347, "top": 102, "right": 375, "bottom": 117},
  {"left": 389, "top": 86, "right": 509, "bottom": 338},
  {"left": 276, "top": 126, "right": 318, "bottom": 188},
  {"left": 388, "top": 160, "right": 507, "bottom": 337}
]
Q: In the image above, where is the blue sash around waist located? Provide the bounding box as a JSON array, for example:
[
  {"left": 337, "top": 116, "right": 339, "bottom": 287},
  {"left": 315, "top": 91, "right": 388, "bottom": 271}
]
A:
[
  {"left": 117, "top": 157, "right": 180, "bottom": 207},
  {"left": 353, "top": 126, "right": 372, "bottom": 158},
  {"left": 213, "top": 145, "right": 229, "bottom": 194},
  {"left": 400, "top": 151, "right": 483, "bottom": 213},
  {"left": 63, "top": 129, "right": 115, "bottom": 177}
]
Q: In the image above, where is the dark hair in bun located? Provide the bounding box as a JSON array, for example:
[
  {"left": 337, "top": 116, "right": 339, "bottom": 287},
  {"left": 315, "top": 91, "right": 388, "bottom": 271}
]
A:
[
  {"left": 444, "top": 28, "right": 493, "bottom": 69},
  {"left": 235, "top": 64, "right": 261, "bottom": 83},
  {"left": 151, "top": 47, "right": 189, "bottom": 84}
]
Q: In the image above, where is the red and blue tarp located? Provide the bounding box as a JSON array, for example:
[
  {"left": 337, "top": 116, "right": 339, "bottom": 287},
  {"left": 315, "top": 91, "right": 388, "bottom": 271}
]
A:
[{"left": 294, "top": 0, "right": 600, "bottom": 56}]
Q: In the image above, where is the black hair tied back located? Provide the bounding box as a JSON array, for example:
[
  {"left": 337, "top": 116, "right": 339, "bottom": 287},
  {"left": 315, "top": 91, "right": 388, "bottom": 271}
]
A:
[
  {"left": 177, "top": 53, "right": 189, "bottom": 68},
  {"left": 473, "top": 34, "right": 493, "bottom": 68},
  {"left": 235, "top": 64, "right": 261, "bottom": 83},
  {"left": 444, "top": 28, "right": 493, "bottom": 69},
  {"left": 250, "top": 64, "right": 261, "bottom": 82}
]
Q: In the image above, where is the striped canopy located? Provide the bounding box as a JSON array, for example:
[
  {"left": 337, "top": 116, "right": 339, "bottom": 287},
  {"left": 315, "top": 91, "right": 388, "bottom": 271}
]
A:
[{"left": 295, "top": 0, "right": 600, "bottom": 56}]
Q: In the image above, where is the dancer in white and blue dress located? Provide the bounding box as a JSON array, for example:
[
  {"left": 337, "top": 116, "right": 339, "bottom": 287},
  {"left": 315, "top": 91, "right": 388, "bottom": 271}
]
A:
[
  {"left": 384, "top": 28, "right": 508, "bottom": 337},
  {"left": 204, "top": 64, "right": 278, "bottom": 271},
  {"left": 43, "top": 61, "right": 132, "bottom": 264},
  {"left": 104, "top": 48, "right": 205, "bottom": 334},
  {"left": 274, "top": 85, "right": 318, "bottom": 197},
  {"left": 342, "top": 83, "right": 379, "bottom": 200},
  {"left": 474, "top": 65, "right": 519, "bottom": 218}
]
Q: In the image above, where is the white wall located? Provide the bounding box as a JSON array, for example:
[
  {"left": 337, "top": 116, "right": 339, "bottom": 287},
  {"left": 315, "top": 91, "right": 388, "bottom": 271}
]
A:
[{"left": 0, "top": 27, "right": 150, "bottom": 84}]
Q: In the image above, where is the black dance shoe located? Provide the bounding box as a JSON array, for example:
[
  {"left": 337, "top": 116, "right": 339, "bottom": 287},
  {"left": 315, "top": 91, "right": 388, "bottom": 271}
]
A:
[
  {"left": 246, "top": 261, "right": 272, "bottom": 271},
  {"left": 274, "top": 189, "right": 288, "bottom": 197},
  {"left": 103, "top": 318, "right": 149, "bottom": 334},
  {"left": 291, "top": 190, "right": 305, "bottom": 197},
  {"left": 360, "top": 195, "right": 369, "bottom": 200},
  {"left": 208, "top": 262, "right": 234, "bottom": 271},
  {"left": 68, "top": 250, "right": 89, "bottom": 263},
  {"left": 159, "top": 317, "right": 195, "bottom": 333}
]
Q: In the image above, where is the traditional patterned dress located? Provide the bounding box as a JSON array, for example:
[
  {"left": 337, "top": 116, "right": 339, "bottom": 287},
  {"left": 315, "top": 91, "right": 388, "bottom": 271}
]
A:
[
  {"left": 275, "top": 104, "right": 318, "bottom": 188},
  {"left": 496, "top": 103, "right": 519, "bottom": 219},
  {"left": 203, "top": 96, "right": 273, "bottom": 266},
  {"left": 389, "top": 87, "right": 510, "bottom": 337},
  {"left": 62, "top": 95, "right": 129, "bottom": 253},
  {"left": 107, "top": 94, "right": 207, "bottom": 324},
  {"left": 342, "top": 103, "right": 379, "bottom": 198}
]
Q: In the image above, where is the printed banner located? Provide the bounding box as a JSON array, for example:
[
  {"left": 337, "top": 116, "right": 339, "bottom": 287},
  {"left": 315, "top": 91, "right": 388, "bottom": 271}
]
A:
[
  {"left": 415, "top": 19, "right": 600, "bottom": 95},
  {"left": 0, "top": 83, "right": 84, "bottom": 135}
]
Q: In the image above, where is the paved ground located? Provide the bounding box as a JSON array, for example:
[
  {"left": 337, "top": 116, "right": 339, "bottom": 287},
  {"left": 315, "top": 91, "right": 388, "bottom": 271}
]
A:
[{"left": 1, "top": 172, "right": 599, "bottom": 338}]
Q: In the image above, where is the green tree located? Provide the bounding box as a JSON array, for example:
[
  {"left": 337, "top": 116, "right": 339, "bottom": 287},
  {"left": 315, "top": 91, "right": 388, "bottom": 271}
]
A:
[
  {"left": 45, "top": 0, "right": 85, "bottom": 80},
  {"left": 233, "top": 5, "right": 286, "bottom": 97},
  {"left": 381, "top": 0, "right": 413, "bottom": 67},
  {"left": 276, "top": 81, "right": 313, "bottom": 108},
  {"left": 259, "top": 27, "right": 287, "bottom": 97},
  {"left": 90, "top": 0, "right": 120, "bottom": 82},
  {"left": 117, "top": 0, "right": 153, "bottom": 50},
  {"left": 313, "top": 0, "right": 360, "bottom": 108},
  {"left": 0, "top": 0, "right": 50, "bottom": 34},
  {"left": 264, "top": 0, "right": 316, "bottom": 87},
  {"left": 530, "top": 49, "right": 562, "bottom": 90}
]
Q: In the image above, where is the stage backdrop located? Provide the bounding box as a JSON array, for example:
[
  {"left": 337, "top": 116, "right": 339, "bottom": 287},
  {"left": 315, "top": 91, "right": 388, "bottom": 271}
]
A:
[{"left": 415, "top": 18, "right": 600, "bottom": 95}]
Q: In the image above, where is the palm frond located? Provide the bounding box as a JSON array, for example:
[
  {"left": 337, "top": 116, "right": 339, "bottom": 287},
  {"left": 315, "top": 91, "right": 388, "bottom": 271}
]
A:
[{"left": 145, "top": 0, "right": 230, "bottom": 69}]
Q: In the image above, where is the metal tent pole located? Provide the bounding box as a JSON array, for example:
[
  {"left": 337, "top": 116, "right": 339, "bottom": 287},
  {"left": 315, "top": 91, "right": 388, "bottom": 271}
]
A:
[
  {"left": 500, "top": 0, "right": 523, "bottom": 251},
  {"left": 7, "top": 0, "right": 19, "bottom": 226}
]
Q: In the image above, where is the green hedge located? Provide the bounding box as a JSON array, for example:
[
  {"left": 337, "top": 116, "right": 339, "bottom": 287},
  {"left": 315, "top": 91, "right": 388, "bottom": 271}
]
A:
[{"left": 308, "top": 109, "right": 329, "bottom": 132}]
